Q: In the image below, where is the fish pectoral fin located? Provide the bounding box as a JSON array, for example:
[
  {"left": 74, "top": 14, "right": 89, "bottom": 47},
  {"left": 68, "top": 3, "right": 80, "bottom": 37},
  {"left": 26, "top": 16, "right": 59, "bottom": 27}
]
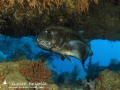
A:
[
  {"left": 60, "top": 55, "right": 73, "bottom": 62},
  {"left": 60, "top": 55, "right": 65, "bottom": 61},
  {"left": 63, "top": 55, "right": 73, "bottom": 63}
]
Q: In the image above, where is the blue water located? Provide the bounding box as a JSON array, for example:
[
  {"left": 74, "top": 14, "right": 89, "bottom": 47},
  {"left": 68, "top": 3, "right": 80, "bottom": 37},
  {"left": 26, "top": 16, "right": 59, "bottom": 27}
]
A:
[
  {"left": 91, "top": 40, "right": 120, "bottom": 66},
  {"left": 0, "top": 35, "right": 120, "bottom": 79}
]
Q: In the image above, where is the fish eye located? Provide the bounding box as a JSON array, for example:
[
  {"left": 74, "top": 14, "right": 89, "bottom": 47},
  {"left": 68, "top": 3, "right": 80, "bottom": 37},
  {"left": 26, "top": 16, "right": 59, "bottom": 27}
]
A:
[{"left": 45, "top": 30, "right": 53, "bottom": 34}]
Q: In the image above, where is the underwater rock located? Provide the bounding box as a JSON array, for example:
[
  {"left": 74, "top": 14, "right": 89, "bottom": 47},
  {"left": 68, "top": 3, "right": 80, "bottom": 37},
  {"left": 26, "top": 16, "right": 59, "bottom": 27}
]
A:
[
  {"left": 45, "top": 84, "right": 58, "bottom": 90},
  {"left": 0, "top": 59, "right": 58, "bottom": 90},
  {"left": 0, "top": 61, "right": 30, "bottom": 89},
  {"left": 0, "top": 0, "right": 120, "bottom": 41},
  {"left": 95, "top": 69, "right": 120, "bottom": 90}
]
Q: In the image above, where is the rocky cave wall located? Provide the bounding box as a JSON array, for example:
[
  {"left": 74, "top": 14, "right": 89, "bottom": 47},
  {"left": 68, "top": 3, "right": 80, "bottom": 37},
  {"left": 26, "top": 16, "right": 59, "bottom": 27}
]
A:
[{"left": 0, "top": 0, "right": 120, "bottom": 41}]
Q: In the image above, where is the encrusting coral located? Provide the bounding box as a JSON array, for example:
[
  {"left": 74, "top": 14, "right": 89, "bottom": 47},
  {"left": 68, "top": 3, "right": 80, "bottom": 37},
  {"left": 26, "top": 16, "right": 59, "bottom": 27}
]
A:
[
  {"left": 95, "top": 69, "right": 120, "bottom": 90},
  {"left": 0, "top": 60, "right": 29, "bottom": 89},
  {"left": 0, "top": 0, "right": 98, "bottom": 19},
  {"left": 0, "top": 62, "right": 15, "bottom": 83},
  {"left": 82, "top": 69, "right": 120, "bottom": 90},
  {"left": 18, "top": 59, "right": 53, "bottom": 83},
  {"left": 0, "top": 58, "right": 58, "bottom": 90}
]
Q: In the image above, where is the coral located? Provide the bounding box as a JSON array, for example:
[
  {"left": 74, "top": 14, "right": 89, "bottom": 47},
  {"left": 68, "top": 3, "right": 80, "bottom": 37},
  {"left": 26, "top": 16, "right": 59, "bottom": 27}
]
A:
[
  {"left": 82, "top": 79, "right": 96, "bottom": 90},
  {"left": 106, "top": 58, "right": 120, "bottom": 72},
  {"left": 54, "top": 65, "right": 80, "bottom": 85},
  {"left": 0, "top": 0, "right": 98, "bottom": 34},
  {"left": 54, "top": 71, "right": 71, "bottom": 84},
  {"left": 83, "top": 69, "right": 120, "bottom": 90},
  {"left": 73, "top": 0, "right": 98, "bottom": 14},
  {"left": 85, "top": 62, "right": 106, "bottom": 80},
  {"left": 0, "top": 76, "right": 4, "bottom": 83},
  {"left": 0, "top": 59, "right": 58, "bottom": 90},
  {"left": 71, "top": 65, "right": 80, "bottom": 82},
  {"left": 45, "top": 84, "right": 58, "bottom": 90},
  {"left": 0, "top": 71, "right": 30, "bottom": 90},
  {"left": 0, "top": 0, "right": 98, "bottom": 19},
  {"left": 1, "top": 0, "right": 120, "bottom": 41},
  {"left": 95, "top": 69, "right": 120, "bottom": 90},
  {"left": 0, "top": 60, "right": 30, "bottom": 90},
  {"left": 0, "top": 62, "right": 15, "bottom": 84},
  {"left": 18, "top": 59, "right": 53, "bottom": 83}
]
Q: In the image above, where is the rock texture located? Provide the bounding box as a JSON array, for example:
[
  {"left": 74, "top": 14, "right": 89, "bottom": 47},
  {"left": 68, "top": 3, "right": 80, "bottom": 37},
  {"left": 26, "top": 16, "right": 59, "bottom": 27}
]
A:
[{"left": 0, "top": 0, "right": 120, "bottom": 41}]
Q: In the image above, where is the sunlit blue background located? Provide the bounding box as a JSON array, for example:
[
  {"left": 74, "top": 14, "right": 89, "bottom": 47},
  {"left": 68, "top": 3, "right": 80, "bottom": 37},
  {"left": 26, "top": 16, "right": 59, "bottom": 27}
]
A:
[
  {"left": 0, "top": 35, "right": 120, "bottom": 79},
  {"left": 52, "top": 39, "right": 120, "bottom": 79}
]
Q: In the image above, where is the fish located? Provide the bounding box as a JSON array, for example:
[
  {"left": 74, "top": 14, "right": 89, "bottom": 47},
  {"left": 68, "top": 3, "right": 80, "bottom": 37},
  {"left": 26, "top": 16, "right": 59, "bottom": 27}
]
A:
[{"left": 36, "top": 26, "right": 93, "bottom": 66}]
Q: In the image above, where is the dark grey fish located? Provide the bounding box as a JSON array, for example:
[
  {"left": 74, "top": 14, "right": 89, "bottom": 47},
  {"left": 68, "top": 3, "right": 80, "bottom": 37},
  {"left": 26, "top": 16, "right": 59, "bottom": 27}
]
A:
[{"left": 36, "top": 26, "right": 93, "bottom": 66}]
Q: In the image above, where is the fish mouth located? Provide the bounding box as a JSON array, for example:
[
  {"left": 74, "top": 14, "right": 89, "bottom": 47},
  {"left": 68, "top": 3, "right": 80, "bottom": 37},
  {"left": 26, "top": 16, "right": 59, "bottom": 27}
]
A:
[{"left": 36, "top": 38, "right": 51, "bottom": 49}]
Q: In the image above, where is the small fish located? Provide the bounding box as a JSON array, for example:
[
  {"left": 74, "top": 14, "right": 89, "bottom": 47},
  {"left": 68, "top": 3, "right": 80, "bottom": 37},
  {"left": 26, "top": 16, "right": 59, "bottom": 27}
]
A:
[{"left": 36, "top": 26, "right": 93, "bottom": 66}]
